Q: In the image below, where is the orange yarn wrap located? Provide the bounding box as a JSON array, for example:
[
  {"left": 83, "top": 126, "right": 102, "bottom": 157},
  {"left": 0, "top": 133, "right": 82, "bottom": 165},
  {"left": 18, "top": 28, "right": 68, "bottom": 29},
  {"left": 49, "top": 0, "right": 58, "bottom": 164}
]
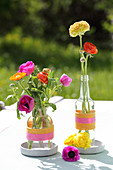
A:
[
  {"left": 26, "top": 125, "right": 54, "bottom": 134},
  {"left": 75, "top": 110, "right": 95, "bottom": 130}
]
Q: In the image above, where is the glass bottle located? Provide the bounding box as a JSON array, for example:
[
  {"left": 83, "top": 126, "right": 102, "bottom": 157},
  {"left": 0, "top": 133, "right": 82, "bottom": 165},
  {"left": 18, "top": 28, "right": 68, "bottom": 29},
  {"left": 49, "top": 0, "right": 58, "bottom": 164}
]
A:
[
  {"left": 26, "top": 108, "right": 54, "bottom": 149},
  {"left": 75, "top": 75, "right": 95, "bottom": 143}
]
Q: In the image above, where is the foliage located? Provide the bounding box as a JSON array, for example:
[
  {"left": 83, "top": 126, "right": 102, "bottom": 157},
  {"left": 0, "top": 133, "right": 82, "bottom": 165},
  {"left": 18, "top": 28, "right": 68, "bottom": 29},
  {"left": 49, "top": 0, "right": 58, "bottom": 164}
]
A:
[
  {"left": 95, "top": 0, "right": 113, "bottom": 34},
  {"left": 0, "top": 28, "right": 80, "bottom": 68},
  {"left": 0, "top": 0, "right": 112, "bottom": 48},
  {"left": 0, "top": 28, "right": 113, "bottom": 71}
]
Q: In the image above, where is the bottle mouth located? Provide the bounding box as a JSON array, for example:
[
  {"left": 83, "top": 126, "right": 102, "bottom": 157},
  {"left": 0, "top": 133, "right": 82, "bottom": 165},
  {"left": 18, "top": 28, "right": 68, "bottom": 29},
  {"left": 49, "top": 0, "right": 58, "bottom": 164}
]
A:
[{"left": 81, "top": 75, "right": 89, "bottom": 81}]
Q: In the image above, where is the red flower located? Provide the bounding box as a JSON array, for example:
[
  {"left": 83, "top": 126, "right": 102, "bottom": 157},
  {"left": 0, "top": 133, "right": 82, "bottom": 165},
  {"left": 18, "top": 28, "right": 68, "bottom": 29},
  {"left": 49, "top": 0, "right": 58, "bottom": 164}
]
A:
[
  {"left": 83, "top": 42, "right": 98, "bottom": 54},
  {"left": 37, "top": 72, "right": 48, "bottom": 84}
]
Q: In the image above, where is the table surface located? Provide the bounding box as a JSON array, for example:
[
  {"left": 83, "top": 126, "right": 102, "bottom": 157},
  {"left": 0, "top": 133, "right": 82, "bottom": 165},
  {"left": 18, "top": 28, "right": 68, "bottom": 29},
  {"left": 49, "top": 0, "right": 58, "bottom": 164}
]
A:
[{"left": 0, "top": 96, "right": 113, "bottom": 170}]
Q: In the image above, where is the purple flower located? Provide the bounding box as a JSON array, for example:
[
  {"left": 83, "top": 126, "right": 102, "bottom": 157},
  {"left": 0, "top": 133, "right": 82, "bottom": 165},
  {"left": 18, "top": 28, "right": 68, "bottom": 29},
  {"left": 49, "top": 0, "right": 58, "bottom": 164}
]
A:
[
  {"left": 18, "top": 95, "right": 34, "bottom": 114},
  {"left": 62, "top": 146, "right": 80, "bottom": 162},
  {"left": 60, "top": 74, "right": 72, "bottom": 87},
  {"left": 18, "top": 61, "right": 35, "bottom": 76}
]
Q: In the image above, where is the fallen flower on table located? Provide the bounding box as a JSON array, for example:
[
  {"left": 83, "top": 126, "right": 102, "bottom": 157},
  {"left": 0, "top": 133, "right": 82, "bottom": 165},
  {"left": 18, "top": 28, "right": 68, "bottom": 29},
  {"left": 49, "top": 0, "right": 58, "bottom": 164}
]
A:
[
  {"left": 64, "top": 132, "right": 92, "bottom": 150},
  {"left": 62, "top": 146, "right": 80, "bottom": 162},
  {"left": 64, "top": 134, "right": 76, "bottom": 145}
]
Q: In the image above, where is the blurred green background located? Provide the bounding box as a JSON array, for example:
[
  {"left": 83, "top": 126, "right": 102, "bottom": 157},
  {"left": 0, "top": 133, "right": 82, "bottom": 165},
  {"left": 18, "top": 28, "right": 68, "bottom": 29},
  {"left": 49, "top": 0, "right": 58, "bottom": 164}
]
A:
[{"left": 0, "top": 0, "right": 113, "bottom": 105}]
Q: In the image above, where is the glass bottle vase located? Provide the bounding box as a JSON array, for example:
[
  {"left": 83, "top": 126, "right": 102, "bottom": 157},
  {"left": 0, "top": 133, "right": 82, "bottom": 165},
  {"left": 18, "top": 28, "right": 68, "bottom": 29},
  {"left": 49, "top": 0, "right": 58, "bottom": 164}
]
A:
[
  {"left": 75, "top": 75, "right": 95, "bottom": 144},
  {"left": 26, "top": 108, "right": 54, "bottom": 149}
]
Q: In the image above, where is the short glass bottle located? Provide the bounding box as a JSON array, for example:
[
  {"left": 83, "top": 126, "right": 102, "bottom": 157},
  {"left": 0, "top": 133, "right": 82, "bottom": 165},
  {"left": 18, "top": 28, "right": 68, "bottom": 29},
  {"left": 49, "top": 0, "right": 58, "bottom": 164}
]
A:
[{"left": 26, "top": 107, "right": 54, "bottom": 149}]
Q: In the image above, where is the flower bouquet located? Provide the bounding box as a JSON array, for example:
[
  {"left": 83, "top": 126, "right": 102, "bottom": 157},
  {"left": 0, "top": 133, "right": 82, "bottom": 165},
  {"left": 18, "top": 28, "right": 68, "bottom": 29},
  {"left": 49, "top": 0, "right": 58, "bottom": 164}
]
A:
[
  {"left": 9, "top": 61, "right": 72, "bottom": 156},
  {"left": 64, "top": 21, "right": 103, "bottom": 153}
]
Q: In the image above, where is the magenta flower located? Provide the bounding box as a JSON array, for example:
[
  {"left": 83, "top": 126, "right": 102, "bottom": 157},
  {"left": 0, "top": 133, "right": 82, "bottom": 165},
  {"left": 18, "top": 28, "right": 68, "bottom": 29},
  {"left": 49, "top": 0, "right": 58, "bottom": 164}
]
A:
[
  {"left": 18, "top": 95, "right": 34, "bottom": 114},
  {"left": 62, "top": 146, "right": 80, "bottom": 162},
  {"left": 60, "top": 74, "right": 72, "bottom": 87},
  {"left": 18, "top": 61, "right": 35, "bottom": 76}
]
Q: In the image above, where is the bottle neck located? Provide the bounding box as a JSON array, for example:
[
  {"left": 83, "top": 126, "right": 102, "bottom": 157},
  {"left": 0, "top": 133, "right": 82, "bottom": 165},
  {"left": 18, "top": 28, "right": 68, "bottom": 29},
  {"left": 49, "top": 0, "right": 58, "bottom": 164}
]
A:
[{"left": 79, "top": 75, "right": 91, "bottom": 100}]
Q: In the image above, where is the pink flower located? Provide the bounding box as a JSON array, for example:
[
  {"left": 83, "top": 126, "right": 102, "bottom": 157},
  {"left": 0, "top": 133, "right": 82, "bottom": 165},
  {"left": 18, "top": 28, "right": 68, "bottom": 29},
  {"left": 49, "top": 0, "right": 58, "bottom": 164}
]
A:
[
  {"left": 18, "top": 95, "right": 34, "bottom": 114},
  {"left": 62, "top": 146, "right": 80, "bottom": 162},
  {"left": 60, "top": 74, "right": 72, "bottom": 87},
  {"left": 18, "top": 61, "right": 35, "bottom": 76}
]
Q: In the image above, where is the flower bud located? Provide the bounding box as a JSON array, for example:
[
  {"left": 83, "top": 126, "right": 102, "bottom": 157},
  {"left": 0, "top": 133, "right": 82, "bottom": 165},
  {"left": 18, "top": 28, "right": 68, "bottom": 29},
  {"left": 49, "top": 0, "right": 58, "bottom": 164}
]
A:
[{"left": 80, "top": 57, "right": 85, "bottom": 62}]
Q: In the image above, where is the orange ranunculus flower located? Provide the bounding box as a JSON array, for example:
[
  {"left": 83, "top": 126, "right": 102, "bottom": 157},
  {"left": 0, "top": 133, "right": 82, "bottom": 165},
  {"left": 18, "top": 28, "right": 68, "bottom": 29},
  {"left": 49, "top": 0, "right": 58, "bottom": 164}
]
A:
[
  {"left": 37, "top": 72, "right": 48, "bottom": 84},
  {"left": 83, "top": 42, "right": 98, "bottom": 54},
  {"left": 10, "top": 72, "right": 26, "bottom": 81},
  {"left": 69, "top": 20, "right": 90, "bottom": 37}
]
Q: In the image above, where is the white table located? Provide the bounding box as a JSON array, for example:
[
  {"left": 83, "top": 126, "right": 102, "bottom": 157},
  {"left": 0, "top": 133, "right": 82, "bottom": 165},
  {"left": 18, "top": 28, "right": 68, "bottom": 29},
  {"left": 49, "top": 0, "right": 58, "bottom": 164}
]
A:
[{"left": 0, "top": 97, "right": 113, "bottom": 170}]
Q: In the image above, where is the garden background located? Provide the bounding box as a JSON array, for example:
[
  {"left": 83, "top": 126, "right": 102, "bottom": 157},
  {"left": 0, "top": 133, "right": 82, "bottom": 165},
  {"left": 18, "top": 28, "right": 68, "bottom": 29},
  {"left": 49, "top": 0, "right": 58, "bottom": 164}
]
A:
[{"left": 0, "top": 0, "right": 113, "bottom": 105}]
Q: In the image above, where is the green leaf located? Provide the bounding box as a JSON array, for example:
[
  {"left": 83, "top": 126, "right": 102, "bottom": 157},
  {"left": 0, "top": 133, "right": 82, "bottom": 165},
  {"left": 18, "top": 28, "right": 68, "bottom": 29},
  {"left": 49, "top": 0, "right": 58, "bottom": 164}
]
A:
[
  {"left": 17, "top": 101, "right": 21, "bottom": 120},
  {"left": 32, "top": 76, "right": 37, "bottom": 80},
  {"left": 31, "top": 88, "right": 38, "bottom": 92},
  {"left": 47, "top": 77, "right": 51, "bottom": 89},
  {"left": 48, "top": 103, "right": 56, "bottom": 112},
  {"left": 33, "top": 77, "right": 39, "bottom": 88},
  {"left": 51, "top": 71, "right": 54, "bottom": 78}
]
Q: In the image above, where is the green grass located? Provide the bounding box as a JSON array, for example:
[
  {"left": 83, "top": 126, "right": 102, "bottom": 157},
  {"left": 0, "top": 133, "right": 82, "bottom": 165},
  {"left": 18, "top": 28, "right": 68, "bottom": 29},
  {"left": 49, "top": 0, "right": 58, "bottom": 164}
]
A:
[
  {"left": 57, "top": 68, "right": 113, "bottom": 101},
  {"left": 1, "top": 66, "right": 113, "bottom": 107},
  {"left": 0, "top": 65, "right": 17, "bottom": 105}
]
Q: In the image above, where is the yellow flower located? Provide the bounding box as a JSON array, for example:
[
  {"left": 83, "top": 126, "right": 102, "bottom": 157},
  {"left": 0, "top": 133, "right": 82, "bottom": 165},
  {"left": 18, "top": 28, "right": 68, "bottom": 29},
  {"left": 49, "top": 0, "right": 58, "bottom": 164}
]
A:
[
  {"left": 69, "top": 20, "right": 90, "bottom": 37},
  {"left": 64, "top": 132, "right": 92, "bottom": 150},
  {"left": 73, "top": 132, "right": 92, "bottom": 150},
  {"left": 10, "top": 72, "right": 26, "bottom": 81},
  {"left": 64, "top": 134, "right": 77, "bottom": 145}
]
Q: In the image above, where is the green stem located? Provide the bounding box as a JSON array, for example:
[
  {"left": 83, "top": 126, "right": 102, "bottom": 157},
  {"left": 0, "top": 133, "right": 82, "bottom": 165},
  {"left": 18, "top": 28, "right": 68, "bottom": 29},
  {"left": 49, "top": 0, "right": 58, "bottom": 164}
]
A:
[
  {"left": 85, "top": 55, "right": 88, "bottom": 76},
  {"left": 28, "top": 140, "right": 33, "bottom": 149},
  {"left": 79, "top": 34, "right": 82, "bottom": 49},
  {"left": 79, "top": 35, "right": 86, "bottom": 113},
  {"left": 85, "top": 55, "right": 90, "bottom": 113},
  {"left": 19, "top": 81, "right": 31, "bottom": 95},
  {"left": 12, "top": 88, "right": 19, "bottom": 101},
  {"left": 39, "top": 94, "right": 45, "bottom": 116},
  {"left": 37, "top": 89, "right": 48, "bottom": 99},
  {"left": 48, "top": 140, "right": 51, "bottom": 148}
]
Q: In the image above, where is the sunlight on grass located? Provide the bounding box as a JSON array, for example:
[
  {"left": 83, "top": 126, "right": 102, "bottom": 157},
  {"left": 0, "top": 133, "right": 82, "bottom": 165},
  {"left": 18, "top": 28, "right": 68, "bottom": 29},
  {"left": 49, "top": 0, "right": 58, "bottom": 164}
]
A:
[{"left": 56, "top": 68, "right": 113, "bottom": 101}]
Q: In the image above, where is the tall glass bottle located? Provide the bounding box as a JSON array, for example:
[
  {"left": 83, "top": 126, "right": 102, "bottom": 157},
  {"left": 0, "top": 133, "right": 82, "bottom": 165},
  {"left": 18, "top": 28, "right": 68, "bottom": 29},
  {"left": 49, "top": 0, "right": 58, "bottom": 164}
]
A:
[{"left": 75, "top": 75, "right": 95, "bottom": 143}]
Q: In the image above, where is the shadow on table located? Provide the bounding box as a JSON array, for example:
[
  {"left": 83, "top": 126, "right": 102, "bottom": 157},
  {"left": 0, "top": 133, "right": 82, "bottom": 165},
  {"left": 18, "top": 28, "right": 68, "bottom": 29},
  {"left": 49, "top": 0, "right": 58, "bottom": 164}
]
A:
[
  {"left": 36, "top": 152, "right": 83, "bottom": 170},
  {"left": 80, "top": 149, "right": 113, "bottom": 170},
  {"left": 32, "top": 150, "right": 113, "bottom": 170}
]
